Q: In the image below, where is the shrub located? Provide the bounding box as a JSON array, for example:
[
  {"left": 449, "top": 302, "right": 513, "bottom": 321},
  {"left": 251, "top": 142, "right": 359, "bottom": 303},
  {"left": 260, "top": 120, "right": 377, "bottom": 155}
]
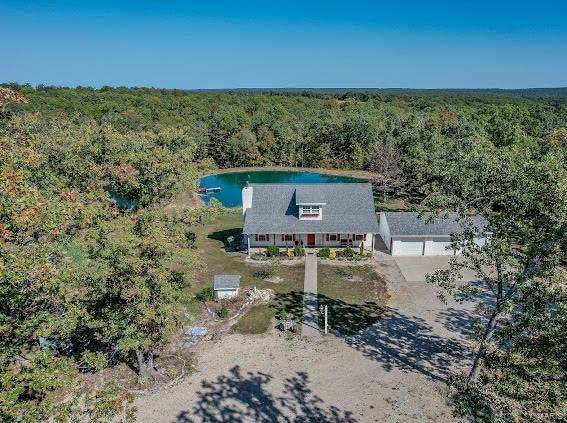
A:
[
  {"left": 275, "top": 308, "right": 288, "bottom": 320},
  {"left": 255, "top": 265, "right": 277, "bottom": 279},
  {"left": 293, "top": 246, "right": 305, "bottom": 256},
  {"left": 335, "top": 249, "right": 344, "bottom": 257},
  {"left": 196, "top": 286, "right": 216, "bottom": 302},
  {"left": 266, "top": 245, "right": 280, "bottom": 257},
  {"left": 251, "top": 252, "right": 267, "bottom": 261},
  {"left": 317, "top": 247, "right": 331, "bottom": 258},
  {"left": 220, "top": 305, "right": 229, "bottom": 318},
  {"left": 329, "top": 250, "right": 336, "bottom": 259},
  {"left": 343, "top": 247, "right": 355, "bottom": 257}
]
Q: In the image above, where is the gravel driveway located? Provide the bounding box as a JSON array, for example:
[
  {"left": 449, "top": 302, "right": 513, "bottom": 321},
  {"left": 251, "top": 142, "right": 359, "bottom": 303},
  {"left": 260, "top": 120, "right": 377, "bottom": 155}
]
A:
[{"left": 135, "top": 258, "right": 479, "bottom": 422}]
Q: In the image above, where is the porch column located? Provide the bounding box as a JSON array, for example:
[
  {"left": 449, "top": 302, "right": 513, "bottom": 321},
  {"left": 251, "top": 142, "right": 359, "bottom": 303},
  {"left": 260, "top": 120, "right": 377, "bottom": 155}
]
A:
[{"left": 247, "top": 236, "right": 250, "bottom": 257}]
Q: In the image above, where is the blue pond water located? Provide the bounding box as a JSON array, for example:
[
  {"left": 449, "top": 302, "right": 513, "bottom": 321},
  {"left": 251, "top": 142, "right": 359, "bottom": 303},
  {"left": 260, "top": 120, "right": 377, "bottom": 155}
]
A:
[{"left": 198, "top": 170, "right": 366, "bottom": 207}]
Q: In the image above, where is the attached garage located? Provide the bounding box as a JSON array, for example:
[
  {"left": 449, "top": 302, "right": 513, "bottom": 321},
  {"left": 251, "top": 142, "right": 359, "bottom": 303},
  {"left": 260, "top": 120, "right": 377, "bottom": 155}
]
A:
[
  {"left": 379, "top": 212, "right": 489, "bottom": 257},
  {"left": 424, "top": 239, "right": 454, "bottom": 256},
  {"left": 392, "top": 240, "right": 424, "bottom": 256}
]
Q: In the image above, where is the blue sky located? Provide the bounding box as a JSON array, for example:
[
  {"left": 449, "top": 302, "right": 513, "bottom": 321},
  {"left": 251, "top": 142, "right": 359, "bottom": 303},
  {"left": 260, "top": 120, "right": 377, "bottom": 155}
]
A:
[{"left": 2, "top": 1, "right": 566, "bottom": 89}]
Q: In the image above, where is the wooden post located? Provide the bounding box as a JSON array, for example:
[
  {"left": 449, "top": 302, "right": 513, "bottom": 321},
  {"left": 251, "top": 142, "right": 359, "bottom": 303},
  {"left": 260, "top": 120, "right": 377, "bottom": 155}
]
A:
[
  {"left": 324, "top": 305, "right": 328, "bottom": 334},
  {"left": 247, "top": 236, "right": 251, "bottom": 257}
]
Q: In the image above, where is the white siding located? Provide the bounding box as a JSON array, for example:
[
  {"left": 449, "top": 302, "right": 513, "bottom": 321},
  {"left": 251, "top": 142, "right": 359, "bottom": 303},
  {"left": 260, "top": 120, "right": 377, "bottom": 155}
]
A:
[
  {"left": 392, "top": 240, "right": 424, "bottom": 256},
  {"left": 216, "top": 288, "right": 239, "bottom": 299},
  {"left": 379, "top": 212, "right": 391, "bottom": 250},
  {"left": 424, "top": 239, "right": 454, "bottom": 255}
]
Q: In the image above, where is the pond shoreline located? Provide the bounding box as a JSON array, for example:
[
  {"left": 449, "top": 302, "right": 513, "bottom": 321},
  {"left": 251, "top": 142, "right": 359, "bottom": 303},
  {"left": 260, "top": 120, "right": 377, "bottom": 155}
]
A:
[{"left": 201, "top": 166, "right": 373, "bottom": 180}]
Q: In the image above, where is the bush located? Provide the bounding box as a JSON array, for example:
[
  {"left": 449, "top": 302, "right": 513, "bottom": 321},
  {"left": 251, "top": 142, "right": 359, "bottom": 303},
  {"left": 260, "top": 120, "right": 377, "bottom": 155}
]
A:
[
  {"left": 317, "top": 247, "right": 331, "bottom": 258},
  {"left": 220, "top": 305, "right": 229, "bottom": 318},
  {"left": 196, "top": 286, "right": 216, "bottom": 302},
  {"left": 343, "top": 247, "right": 355, "bottom": 257},
  {"left": 293, "top": 246, "right": 305, "bottom": 256},
  {"left": 266, "top": 245, "right": 280, "bottom": 257},
  {"left": 275, "top": 308, "right": 288, "bottom": 320},
  {"left": 255, "top": 265, "right": 277, "bottom": 279},
  {"left": 335, "top": 249, "right": 344, "bottom": 257},
  {"left": 329, "top": 250, "right": 336, "bottom": 259}
]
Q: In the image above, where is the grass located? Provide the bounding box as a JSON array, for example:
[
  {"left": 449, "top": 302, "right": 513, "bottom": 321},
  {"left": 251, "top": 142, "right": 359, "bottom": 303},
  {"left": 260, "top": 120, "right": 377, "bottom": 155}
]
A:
[
  {"left": 194, "top": 211, "right": 389, "bottom": 336},
  {"left": 232, "top": 304, "right": 275, "bottom": 334},
  {"left": 270, "top": 264, "right": 389, "bottom": 336},
  {"left": 374, "top": 196, "right": 408, "bottom": 212},
  {"left": 191, "top": 210, "right": 304, "bottom": 295},
  {"left": 317, "top": 264, "right": 388, "bottom": 335},
  {"left": 182, "top": 296, "right": 204, "bottom": 314},
  {"left": 318, "top": 264, "right": 387, "bottom": 305}
]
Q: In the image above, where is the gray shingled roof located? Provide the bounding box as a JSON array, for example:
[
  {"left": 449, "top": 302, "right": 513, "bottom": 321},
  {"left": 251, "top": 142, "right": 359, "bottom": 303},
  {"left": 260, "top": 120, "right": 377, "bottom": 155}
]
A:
[
  {"left": 243, "top": 183, "right": 379, "bottom": 234},
  {"left": 383, "top": 212, "right": 488, "bottom": 236},
  {"left": 213, "top": 275, "right": 240, "bottom": 290},
  {"left": 295, "top": 186, "right": 327, "bottom": 205}
]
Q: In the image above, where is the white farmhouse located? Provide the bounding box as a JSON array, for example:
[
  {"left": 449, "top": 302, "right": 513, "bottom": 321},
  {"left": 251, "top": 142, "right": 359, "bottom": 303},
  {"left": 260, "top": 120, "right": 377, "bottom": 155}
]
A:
[{"left": 241, "top": 183, "right": 380, "bottom": 254}]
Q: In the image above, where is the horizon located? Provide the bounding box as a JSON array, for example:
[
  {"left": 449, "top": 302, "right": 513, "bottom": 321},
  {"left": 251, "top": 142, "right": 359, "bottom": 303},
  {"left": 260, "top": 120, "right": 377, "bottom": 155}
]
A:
[
  {"left": 2, "top": 1, "right": 567, "bottom": 89},
  {"left": 5, "top": 84, "right": 567, "bottom": 92}
]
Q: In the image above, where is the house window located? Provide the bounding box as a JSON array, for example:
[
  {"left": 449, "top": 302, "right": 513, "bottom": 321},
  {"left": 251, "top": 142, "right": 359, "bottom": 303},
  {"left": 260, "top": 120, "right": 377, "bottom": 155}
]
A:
[
  {"left": 258, "top": 234, "right": 267, "bottom": 241},
  {"left": 355, "top": 234, "right": 364, "bottom": 241},
  {"left": 284, "top": 234, "right": 293, "bottom": 241},
  {"left": 329, "top": 234, "right": 338, "bottom": 241},
  {"left": 301, "top": 206, "right": 320, "bottom": 217}
]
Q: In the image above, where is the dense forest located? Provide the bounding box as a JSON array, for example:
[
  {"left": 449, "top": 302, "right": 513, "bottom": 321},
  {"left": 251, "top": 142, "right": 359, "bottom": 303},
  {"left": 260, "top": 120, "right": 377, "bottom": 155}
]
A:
[{"left": 1, "top": 84, "right": 565, "bottom": 422}]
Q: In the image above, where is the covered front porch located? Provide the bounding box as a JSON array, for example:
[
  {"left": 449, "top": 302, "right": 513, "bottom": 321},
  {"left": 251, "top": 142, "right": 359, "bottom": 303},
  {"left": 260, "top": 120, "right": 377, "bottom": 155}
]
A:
[{"left": 245, "top": 232, "right": 375, "bottom": 254}]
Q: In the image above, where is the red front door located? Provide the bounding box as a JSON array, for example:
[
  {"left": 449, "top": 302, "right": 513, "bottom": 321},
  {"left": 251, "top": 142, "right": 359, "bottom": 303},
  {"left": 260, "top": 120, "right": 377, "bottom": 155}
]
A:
[{"left": 307, "top": 233, "right": 316, "bottom": 246}]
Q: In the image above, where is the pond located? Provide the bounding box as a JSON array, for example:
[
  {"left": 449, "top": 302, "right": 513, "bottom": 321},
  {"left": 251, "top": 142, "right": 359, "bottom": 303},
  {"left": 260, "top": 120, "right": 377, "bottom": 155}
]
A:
[{"left": 198, "top": 170, "right": 366, "bottom": 207}]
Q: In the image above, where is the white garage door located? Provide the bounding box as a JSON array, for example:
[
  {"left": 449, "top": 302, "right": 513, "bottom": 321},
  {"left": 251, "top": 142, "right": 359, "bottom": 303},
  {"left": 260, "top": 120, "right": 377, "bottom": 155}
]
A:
[
  {"left": 398, "top": 241, "right": 424, "bottom": 256},
  {"left": 425, "top": 241, "right": 454, "bottom": 256}
]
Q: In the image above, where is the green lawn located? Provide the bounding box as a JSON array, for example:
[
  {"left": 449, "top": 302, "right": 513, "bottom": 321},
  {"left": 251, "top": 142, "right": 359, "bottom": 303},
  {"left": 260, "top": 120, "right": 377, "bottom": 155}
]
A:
[
  {"left": 194, "top": 211, "right": 389, "bottom": 336},
  {"left": 191, "top": 210, "right": 304, "bottom": 295},
  {"left": 374, "top": 196, "right": 408, "bottom": 212},
  {"left": 318, "top": 264, "right": 388, "bottom": 335},
  {"left": 232, "top": 304, "right": 275, "bottom": 334}
]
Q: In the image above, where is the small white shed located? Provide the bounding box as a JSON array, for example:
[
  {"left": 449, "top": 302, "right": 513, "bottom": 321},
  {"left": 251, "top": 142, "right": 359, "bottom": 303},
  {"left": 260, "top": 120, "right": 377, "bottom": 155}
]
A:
[{"left": 213, "top": 275, "right": 241, "bottom": 299}]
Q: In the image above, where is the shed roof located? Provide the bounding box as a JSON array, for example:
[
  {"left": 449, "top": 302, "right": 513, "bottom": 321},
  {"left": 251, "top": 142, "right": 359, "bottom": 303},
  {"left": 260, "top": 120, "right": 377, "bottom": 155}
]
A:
[
  {"left": 383, "top": 212, "right": 488, "bottom": 236},
  {"left": 243, "top": 183, "right": 379, "bottom": 234},
  {"left": 213, "top": 275, "right": 241, "bottom": 290}
]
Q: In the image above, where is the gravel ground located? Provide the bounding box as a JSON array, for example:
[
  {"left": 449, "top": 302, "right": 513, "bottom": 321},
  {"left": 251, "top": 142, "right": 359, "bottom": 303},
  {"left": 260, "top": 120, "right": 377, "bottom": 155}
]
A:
[{"left": 135, "top": 267, "right": 477, "bottom": 423}]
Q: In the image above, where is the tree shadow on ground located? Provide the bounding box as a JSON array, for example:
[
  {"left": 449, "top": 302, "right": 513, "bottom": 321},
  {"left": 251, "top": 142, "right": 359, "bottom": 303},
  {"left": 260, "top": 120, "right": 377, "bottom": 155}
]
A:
[
  {"left": 346, "top": 307, "right": 472, "bottom": 383},
  {"left": 271, "top": 291, "right": 385, "bottom": 336},
  {"left": 175, "top": 365, "right": 356, "bottom": 422},
  {"left": 436, "top": 307, "right": 479, "bottom": 339},
  {"left": 207, "top": 228, "right": 245, "bottom": 251}
]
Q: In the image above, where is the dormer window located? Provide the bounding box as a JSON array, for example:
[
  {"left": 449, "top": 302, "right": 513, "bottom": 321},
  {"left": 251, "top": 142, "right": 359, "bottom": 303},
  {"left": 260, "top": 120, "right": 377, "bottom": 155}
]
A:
[
  {"left": 301, "top": 205, "right": 320, "bottom": 217},
  {"left": 299, "top": 205, "right": 322, "bottom": 220},
  {"left": 295, "top": 187, "right": 325, "bottom": 221}
]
